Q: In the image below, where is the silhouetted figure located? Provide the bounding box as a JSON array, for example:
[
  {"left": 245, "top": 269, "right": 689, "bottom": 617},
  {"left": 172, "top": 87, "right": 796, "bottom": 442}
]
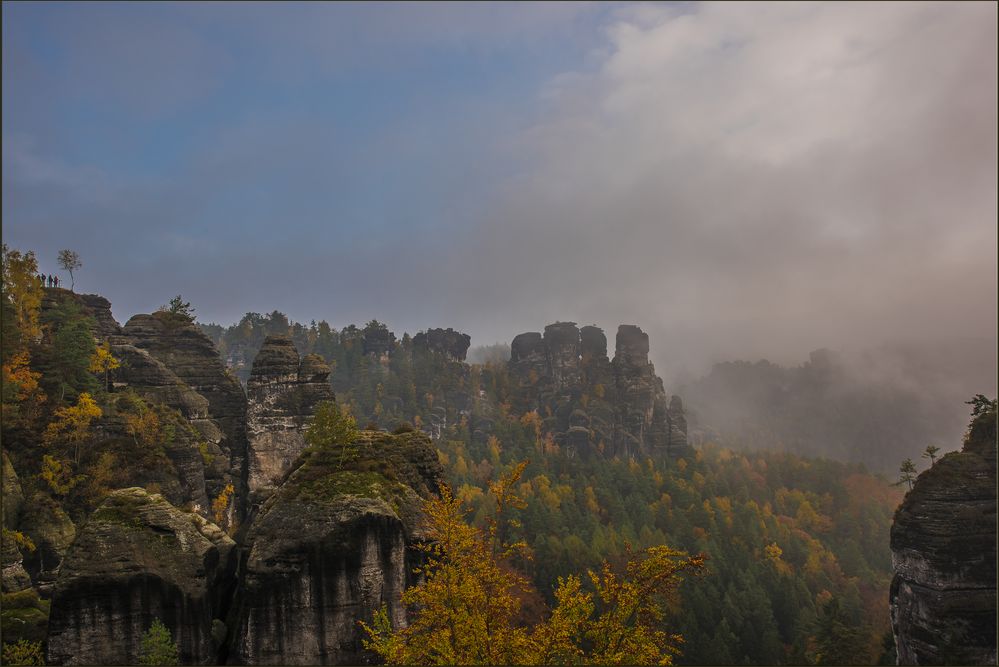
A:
[
  {"left": 47, "top": 275, "right": 53, "bottom": 287},
  {"left": 38, "top": 274, "right": 45, "bottom": 286},
  {"left": 53, "top": 276, "right": 59, "bottom": 288}
]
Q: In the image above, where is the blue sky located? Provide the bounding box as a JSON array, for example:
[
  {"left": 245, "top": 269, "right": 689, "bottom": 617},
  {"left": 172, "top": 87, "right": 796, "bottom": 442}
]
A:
[{"left": 3, "top": 1, "right": 996, "bottom": 380}]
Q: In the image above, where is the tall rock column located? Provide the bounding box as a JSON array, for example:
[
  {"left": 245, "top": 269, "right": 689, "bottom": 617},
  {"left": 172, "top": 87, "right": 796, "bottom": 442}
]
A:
[
  {"left": 611, "top": 325, "right": 659, "bottom": 457},
  {"left": 246, "top": 336, "right": 334, "bottom": 506},
  {"left": 544, "top": 322, "right": 582, "bottom": 393},
  {"left": 889, "top": 406, "right": 997, "bottom": 665}
]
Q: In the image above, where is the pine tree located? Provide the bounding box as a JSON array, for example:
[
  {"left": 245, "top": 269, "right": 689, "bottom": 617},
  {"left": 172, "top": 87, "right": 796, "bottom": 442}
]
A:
[
  {"left": 896, "top": 458, "right": 917, "bottom": 491},
  {"left": 139, "top": 619, "right": 179, "bottom": 665}
]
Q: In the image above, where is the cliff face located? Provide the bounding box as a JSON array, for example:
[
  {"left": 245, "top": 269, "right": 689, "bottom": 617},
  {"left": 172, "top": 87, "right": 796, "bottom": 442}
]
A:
[
  {"left": 508, "top": 323, "right": 691, "bottom": 459},
  {"left": 245, "top": 336, "right": 335, "bottom": 506},
  {"left": 229, "top": 429, "right": 444, "bottom": 665},
  {"left": 46, "top": 488, "right": 237, "bottom": 666},
  {"left": 121, "top": 312, "right": 248, "bottom": 522},
  {"left": 890, "top": 407, "right": 997, "bottom": 665}
]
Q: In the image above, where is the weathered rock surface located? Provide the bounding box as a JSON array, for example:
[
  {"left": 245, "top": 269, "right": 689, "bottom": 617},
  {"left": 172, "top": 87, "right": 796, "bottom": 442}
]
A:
[
  {"left": 2, "top": 461, "right": 28, "bottom": 597},
  {"left": 122, "top": 312, "right": 247, "bottom": 520},
  {"left": 890, "top": 407, "right": 997, "bottom": 665},
  {"left": 412, "top": 327, "right": 471, "bottom": 362},
  {"left": 20, "top": 494, "right": 76, "bottom": 583},
  {"left": 2, "top": 452, "right": 24, "bottom": 531},
  {"left": 508, "top": 323, "right": 691, "bottom": 458},
  {"left": 230, "top": 430, "right": 444, "bottom": 665},
  {"left": 46, "top": 488, "right": 236, "bottom": 666},
  {"left": 2, "top": 533, "right": 33, "bottom": 593},
  {"left": 246, "top": 336, "right": 334, "bottom": 505}
]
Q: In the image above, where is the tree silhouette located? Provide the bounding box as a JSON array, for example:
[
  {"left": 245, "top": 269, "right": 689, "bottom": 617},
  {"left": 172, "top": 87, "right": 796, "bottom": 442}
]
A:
[
  {"left": 57, "top": 250, "right": 81, "bottom": 291},
  {"left": 897, "top": 458, "right": 917, "bottom": 491},
  {"left": 921, "top": 444, "right": 940, "bottom": 466}
]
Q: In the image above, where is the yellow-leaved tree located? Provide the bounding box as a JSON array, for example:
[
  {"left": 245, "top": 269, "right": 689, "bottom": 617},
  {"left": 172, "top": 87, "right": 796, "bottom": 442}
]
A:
[
  {"left": 89, "top": 340, "right": 120, "bottom": 392},
  {"left": 42, "top": 391, "right": 102, "bottom": 464},
  {"left": 361, "top": 460, "right": 705, "bottom": 665},
  {"left": 1, "top": 245, "right": 46, "bottom": 428}
]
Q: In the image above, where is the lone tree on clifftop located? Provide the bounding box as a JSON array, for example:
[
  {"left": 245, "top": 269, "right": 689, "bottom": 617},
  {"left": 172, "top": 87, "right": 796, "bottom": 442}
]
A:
[
  {"left": 897, "top": 458, "right": 917, "bottom": 491},
  {"left": 57, "top": 249, "right": 81, "bottom": 291},
  {"left": 160, "top": 295, "right": 196, "bottom": 322}
]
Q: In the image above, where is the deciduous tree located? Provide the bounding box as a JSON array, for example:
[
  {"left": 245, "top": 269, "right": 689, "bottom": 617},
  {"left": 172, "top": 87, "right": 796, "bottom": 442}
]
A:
[
  {"left": 57, "top": 249, "right": 81, "bottom": 291},
  {"left": 361, "top": 464, "right": 704, "bottom": 666},
  {"left": 89, "top": 340, "right": 120, "bottom": 392},
  {"left": 305, "top": 400, "right": 360, "bottom": 468},
  {"left": 42, "top": 392, "right": 102, "bottom": 464}
]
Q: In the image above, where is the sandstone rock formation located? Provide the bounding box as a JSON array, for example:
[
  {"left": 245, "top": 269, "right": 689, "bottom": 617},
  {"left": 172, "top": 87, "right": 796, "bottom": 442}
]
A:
[
  {"left": 229, "top": 429, "right": 444, "bottom": 665},
  {"left": 2, "top": 455, "right": 32, "bottom": 594},
  {"left": 46, "top": 488, "right": 236, "bottom": 666},
  {"left": 2, "top": 451, "right": 23, "bottom": 531},
  {"left": 508, "top": 323, "right": 691, "bottom": 459},
  {"left": 121, "top": 312, "right": 247, "bottom": 520},
  {"left": 246, "top": 336, "right": 335, "bottom": 505},
  {"left": 40, "top": 290, "right": 121, "bottom": 340},
  {"left": 890, "top": 406, "right": 997, "bottom": 665},
  {"left": 20, "top": 494, "right": 76, "bottom": 589},
  {"left": 412, "top": 327, "right": 471, "bottom": 362}
]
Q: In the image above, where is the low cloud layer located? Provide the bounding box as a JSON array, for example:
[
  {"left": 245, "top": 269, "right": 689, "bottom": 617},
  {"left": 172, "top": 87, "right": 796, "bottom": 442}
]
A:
[
  {"left": 4, "top": 2, "right": 996, "bottom": 388},
  {"left": 466, "top": 2, "right": 998, "bottom": 380}
]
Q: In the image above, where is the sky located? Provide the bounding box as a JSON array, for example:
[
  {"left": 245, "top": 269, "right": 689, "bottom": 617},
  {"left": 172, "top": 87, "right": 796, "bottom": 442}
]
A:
[{"left": 4, "top": 1, "right": 997, "bottom": 381}]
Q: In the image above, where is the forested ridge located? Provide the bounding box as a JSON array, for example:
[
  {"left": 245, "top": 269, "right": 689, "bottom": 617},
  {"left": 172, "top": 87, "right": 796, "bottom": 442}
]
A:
[{"left": 199, "top": 309, "right": 903, "bottom": 664}]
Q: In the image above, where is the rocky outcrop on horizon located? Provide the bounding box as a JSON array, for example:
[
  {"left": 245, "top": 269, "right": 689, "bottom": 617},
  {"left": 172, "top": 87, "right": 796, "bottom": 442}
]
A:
[
  {"left": 245, "top": 336, "right": 334, "bottom": 506},
  {"left": 46, "top": 488, "right": 237, "bottom": 666},
  {"left": 412, "top": 327, "right": 471, "bottom": 362},
  {"left": 889, "top": 406, "right": 997, "bottom": 665},
  {"left": 508, "top": 322, "right": 692, "bottom": 459}
]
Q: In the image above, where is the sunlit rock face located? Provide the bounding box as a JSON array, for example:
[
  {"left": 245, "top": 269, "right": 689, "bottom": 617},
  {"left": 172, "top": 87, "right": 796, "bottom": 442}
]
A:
[
  {"left": 507, "top": 323, "right": 691, "bottom": 459},
  {"left": 889, "top": 408, "right": 997, "bottom": 665},
  {"left": 229, "top": 430, "right": 443, "bottom": 665},
  {"left": 46, "top": 488, "right": 236, "bottom": 666},
  {"left": 246, "top": 336, "right": 334, "bottom": 506}
]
